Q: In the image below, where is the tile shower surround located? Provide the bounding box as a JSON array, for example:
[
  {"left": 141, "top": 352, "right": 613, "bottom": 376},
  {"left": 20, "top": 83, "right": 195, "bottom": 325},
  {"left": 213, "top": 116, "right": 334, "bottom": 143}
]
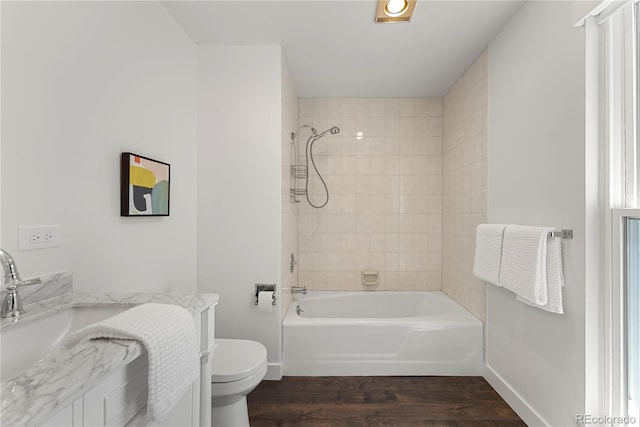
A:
[
  {"left": 442, "top": 51, "right": 488, "bottom": 322},
  {"left": 297, "top": 98, "right": 444, "bottom": 291}
]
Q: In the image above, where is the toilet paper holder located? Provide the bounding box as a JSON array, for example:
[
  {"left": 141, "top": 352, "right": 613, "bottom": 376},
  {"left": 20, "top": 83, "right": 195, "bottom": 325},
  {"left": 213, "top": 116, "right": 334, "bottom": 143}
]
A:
[{"left": 254, "top": 284, "right": 276, "bottom": 306}]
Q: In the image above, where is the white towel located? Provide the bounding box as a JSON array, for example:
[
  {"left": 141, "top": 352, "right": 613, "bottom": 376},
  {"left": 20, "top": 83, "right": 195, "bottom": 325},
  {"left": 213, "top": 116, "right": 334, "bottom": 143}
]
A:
[
  {"left": 63, "top": 303, "right": 199, "bottom": 422},
  {"left": 499, "top": 225, "right": 554, "bottom": 306},
  {"left": 473, "top": 224, "right": 507, "bottom": 285},
  {"left": 517, "top": 236, "right": 565, "bottom": 314}
]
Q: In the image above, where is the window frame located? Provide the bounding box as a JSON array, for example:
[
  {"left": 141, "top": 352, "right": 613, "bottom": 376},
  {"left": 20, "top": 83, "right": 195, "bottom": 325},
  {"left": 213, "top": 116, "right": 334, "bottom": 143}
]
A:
[
  {"left": 611, "top": 209, "right": 640, "bottom": 418},
  {"left": 623, "top": 3, "right": 638, "bottom": 207},
  {"left": 589, "top": 0, "right": 640, "bottom": 419},
  {"left": 603, "top": 1, "right": 639, "bottom": 209}
]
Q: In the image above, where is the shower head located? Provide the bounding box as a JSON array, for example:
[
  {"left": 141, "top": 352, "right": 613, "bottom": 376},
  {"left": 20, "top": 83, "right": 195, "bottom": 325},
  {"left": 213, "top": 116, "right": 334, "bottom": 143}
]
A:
[{"left": 315, "top": 126, "right": 341, "bottom": 139}]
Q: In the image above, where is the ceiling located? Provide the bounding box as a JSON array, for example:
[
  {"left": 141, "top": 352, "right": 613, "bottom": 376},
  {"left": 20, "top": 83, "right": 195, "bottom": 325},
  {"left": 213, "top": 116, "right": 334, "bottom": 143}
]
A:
[{"left": 163, "top": 1, "right": 524, "bottom": 98}]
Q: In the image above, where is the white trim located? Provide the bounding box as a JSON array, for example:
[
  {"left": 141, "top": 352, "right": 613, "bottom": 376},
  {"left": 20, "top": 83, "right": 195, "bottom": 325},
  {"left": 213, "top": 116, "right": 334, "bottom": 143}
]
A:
[
  {"left": 599, "top": 0, "right": 638, "bottom": 25},
  {"left": 575, "top": 1, "right": 627, "bottom": 27},
  {"left": 606, "top": 8, "right": 628, "bottom": 208},
  {"left": 599, "top": 1, "right": 639, "bottom": 210},
  {"left": 623, "top": 3, "right": 638, "bottom": 207},
  {"left": 625, "top": 2, "right": 639, "bottom": 207},
  {"left": 483, "top": 365, "right": 549, "bottom": 427},
  {"left": 265, "top": 362, "right": 282, "bottom": 380},
  {"left": 585, "top": 15, "right": 607, "bottom": 415}
]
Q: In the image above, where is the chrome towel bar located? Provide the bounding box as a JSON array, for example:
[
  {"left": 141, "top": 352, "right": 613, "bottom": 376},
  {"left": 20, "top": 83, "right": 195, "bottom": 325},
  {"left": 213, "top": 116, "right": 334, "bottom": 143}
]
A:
[{"left": 548, "top": 229, "right": 573, "bottom": 239}]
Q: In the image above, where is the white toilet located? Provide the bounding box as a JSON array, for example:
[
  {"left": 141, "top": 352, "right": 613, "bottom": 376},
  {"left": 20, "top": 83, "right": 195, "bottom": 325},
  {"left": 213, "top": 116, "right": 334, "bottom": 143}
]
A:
[{"left": 211, "top": 339, "right": 268, "bottom": 427}]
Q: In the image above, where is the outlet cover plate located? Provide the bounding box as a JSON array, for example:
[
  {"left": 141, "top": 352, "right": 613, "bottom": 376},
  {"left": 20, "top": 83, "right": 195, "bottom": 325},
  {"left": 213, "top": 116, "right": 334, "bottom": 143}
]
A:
[{"left": 18, "top": 225, "right": 61, "bottom": 251}]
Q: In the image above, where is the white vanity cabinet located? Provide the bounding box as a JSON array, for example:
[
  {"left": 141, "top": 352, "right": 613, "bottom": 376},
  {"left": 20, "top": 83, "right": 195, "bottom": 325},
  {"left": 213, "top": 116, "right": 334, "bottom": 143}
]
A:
[
  {"left": 39, "top": 401, "right": 78, "bottom": 427},
  {"left": 41, "top": 356, "right": 200, "bottom": 427},
  {"left": 39, "top": 305, "right": 215, "bottom": 427}
]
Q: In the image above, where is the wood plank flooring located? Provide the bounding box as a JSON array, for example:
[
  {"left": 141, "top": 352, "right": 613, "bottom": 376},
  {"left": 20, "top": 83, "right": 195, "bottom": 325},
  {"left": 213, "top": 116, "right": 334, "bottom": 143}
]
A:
[{"left": 248, "top": 376, "right": 526, "bottom": 427}]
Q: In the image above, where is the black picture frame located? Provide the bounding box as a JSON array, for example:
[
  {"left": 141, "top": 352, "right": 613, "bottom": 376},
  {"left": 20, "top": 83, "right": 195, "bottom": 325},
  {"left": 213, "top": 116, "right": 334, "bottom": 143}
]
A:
[{"left": 120, "top": 152, "right": 170, "bottom": 217}]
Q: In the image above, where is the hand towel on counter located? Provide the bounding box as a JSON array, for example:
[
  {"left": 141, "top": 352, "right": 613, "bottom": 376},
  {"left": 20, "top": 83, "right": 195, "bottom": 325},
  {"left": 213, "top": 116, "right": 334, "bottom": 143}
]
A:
[
  {"left": 472, "top": 224, "right": 507, "bottom": 286},
  {"left": 62, "top": 303, "right": 199, "bottom": 422},
  {"left": 499, "top": 225, "right": 555, "bottom": 306},
  {"left": 516, "top": 235, "right": 565, "bottom": 314}
]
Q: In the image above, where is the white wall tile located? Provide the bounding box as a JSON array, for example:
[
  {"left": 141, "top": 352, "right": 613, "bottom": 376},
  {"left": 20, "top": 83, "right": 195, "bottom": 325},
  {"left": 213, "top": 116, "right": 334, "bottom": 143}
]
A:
[
  {"left": 298, "top": 98, "right": 442, "bottom": 291},
  {"left": 442, "top": 51, "right": 487, "bottom": 322}
]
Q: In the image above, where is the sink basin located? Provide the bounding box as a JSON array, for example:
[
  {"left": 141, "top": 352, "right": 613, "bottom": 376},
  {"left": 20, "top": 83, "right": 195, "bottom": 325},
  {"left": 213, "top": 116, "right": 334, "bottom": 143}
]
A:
[{"left": 1, "top": 305, "right": 128, "bottom": 381}]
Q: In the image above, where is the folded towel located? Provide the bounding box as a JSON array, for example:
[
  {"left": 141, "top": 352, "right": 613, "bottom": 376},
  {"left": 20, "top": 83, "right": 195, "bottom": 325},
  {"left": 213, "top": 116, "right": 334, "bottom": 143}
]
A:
[
  {"left": 473, "top": 224, "right": 507, "bottom": 285},
  {"left": 499, "top": 225, "right": 554, "bottom": 306},
  {"left": 516, "top": 235, "right": 565, "bottom": 314},
  {"left": 63, "top": 303, "right": 199, "bottom": 422}
]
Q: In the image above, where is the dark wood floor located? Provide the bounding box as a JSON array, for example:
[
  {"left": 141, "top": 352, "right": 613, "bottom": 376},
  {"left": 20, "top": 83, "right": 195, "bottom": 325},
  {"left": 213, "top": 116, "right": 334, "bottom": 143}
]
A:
[{"left": 248, "top": 376, "right": 526, "bottom": 427}]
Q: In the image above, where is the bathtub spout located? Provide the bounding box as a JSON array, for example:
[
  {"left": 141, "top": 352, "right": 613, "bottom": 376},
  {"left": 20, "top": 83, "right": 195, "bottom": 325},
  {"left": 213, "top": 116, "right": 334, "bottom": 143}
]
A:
[{"left": 291, "top": 286, "right": 307, "bottom": 295}]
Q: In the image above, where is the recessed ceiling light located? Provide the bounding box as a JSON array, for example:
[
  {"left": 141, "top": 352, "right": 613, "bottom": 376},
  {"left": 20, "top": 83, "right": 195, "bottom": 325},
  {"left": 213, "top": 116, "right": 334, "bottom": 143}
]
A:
[
  {"left": 375, "top": 0, "right": 416, "bottom": 24},
  {"left": 384, "top": 0, "right": 408, "bottom": 17}
]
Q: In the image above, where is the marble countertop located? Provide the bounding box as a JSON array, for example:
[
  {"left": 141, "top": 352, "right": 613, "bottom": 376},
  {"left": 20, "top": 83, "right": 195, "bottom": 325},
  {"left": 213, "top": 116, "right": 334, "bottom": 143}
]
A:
[{"left": 0, "top": 291, "right": 219, "bottom": 427}]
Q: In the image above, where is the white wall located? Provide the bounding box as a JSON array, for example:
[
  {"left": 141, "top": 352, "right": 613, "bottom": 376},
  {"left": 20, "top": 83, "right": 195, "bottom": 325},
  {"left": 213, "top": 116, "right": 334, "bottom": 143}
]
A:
[
  {"left": 1, "top": 2, "right": 198, "bottom": 292},
  {"left": 486, "top": 1, "right": 586, "bottom": 425},
  {"left": 197, "top": 46, "right": 283, "bottom": 379}
]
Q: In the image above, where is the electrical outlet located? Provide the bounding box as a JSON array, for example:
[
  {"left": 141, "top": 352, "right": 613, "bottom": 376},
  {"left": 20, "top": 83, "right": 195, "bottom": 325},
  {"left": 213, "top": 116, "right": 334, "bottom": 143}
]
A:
[
  {"left": 18, "top": 226, "right": 61, "bottom": 251},
  {"left": 30, "top": 232, "right": 54, "bottom": 243}
]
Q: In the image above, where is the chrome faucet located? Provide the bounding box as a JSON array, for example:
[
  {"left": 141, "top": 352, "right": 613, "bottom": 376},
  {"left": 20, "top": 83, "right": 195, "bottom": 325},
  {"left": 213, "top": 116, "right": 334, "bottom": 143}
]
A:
[
  {"left": 291, "top": 286, "right": 307, "bottom": 295},
  {"left": 1, "top": 249, "right": 42, "bottom": 318}
]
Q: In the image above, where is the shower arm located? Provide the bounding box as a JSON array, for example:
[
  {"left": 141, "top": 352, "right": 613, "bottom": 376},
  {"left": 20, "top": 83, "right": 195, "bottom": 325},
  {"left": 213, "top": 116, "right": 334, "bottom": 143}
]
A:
[{"left": 291, "top": 124, "right": 318, "bottom": 140}]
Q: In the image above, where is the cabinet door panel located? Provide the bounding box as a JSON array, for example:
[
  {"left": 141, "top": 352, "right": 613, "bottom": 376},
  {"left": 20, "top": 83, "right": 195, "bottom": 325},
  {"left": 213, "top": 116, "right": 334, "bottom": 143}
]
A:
[
  {"left": 83, "top": 355, "right": 147, "bottom": 427},
  {"left": 124, "top": 384, "right": 197, "bottom": 427},
  {"left": 105, "top": 363, "right": 147, "bottom": 427},
  {"left": 40, "top": 403, "right": 74, "bottom": 427}
]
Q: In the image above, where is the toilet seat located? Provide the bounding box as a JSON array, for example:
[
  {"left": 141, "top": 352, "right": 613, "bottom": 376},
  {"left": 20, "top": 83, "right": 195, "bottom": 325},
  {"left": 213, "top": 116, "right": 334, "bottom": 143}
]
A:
[{"left": 212, "top": 339, "right": 267, "bottom": 383}]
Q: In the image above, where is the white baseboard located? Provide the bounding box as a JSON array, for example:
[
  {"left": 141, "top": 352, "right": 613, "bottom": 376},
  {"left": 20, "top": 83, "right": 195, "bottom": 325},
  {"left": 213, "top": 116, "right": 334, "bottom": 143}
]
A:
[
  {"left": 265, "top": 363, "right": 282, "bottom": 380},
  {"left": 483, "top": 364, "right": 549, "bottom": 427}
]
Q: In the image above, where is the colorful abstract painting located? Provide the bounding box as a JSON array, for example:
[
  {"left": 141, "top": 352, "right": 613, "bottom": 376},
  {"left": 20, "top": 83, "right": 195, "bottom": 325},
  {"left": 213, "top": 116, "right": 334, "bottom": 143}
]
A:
[{"left": 121, "top": 152, "right": 170, "bottom": 216}]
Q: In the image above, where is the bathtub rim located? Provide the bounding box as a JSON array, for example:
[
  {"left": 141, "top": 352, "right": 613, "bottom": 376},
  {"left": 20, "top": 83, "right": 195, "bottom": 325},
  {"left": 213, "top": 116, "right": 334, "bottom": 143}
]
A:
[{"left": 283, "top": 290, "right": 483, "bottom": 326}]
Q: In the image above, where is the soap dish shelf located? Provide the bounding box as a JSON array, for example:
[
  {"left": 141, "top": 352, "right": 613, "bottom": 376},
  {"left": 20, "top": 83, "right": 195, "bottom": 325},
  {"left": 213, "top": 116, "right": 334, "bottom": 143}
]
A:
[{"left": 290, "top": 165, "right": 308, "bottom": 203}]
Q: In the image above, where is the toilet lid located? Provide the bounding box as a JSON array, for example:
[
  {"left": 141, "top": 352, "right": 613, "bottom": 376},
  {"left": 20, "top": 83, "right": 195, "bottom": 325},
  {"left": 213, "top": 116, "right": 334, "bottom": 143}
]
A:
[{"left": 211, "top": 339, "right": 268, "bottom": 383}]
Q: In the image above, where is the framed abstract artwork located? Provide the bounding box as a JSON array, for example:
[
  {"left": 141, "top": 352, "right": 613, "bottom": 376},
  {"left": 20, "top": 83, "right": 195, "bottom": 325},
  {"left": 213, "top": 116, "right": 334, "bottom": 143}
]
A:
[{"left": 120, "top": 152, "right": 170, "bottom": 216}]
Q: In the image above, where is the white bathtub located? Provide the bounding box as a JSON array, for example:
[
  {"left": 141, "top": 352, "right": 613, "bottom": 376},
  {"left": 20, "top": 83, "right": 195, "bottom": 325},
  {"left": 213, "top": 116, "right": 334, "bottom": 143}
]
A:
[{"left": 283, "top": 291, "right": 483, "bottom": 376}]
